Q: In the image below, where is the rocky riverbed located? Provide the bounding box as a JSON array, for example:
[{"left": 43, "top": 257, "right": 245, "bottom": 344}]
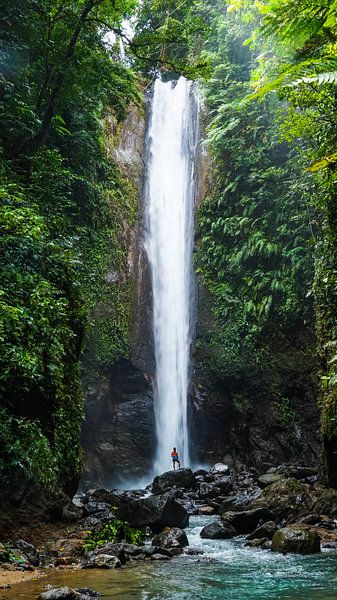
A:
[{"left": 2, "top": 463, "right": 337, "bottom": 598}]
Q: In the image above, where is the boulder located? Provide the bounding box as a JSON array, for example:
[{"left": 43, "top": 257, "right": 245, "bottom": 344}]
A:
[
  {"left": 16, "top": 540, "right": 39, "bottom": 566},
  {"left": 55, "top": 536, "right": 87, "bottom": 558},
  {"left": 75, "top": 591, "right": 100, "bottom": 598},
  {"left": 0, "top": 543, "right": 9, "bottom": 563},
  {"left": 248, "top": 478, "right": 312, "bottom": 520},
  {"left": 198, "top": 483, "right": 220, "bottom": 500},
  {"left": 200, "top": 521, "right": 236, "bottom": 540},
  {"left": 82, "top": 553, "right": 121, "bottom": 569},
  {"left": 194, "top": 469, "right": 209, "bottom": 477},
  {"left": 213, "top": 476, "right": 233, "bottom": 495},
  {"left": 152, "top": 469, "right": 194, "bottom": 494},
  {"left": 221, "top": 508, "right": 274, "bottom": 534},
  {"left": 81, "top": 511, "right": 113, "bottom": 529},
  {"left": 142, "top": 546, "right": 173, "bottom": 558},
  {"left": 151, "top": 553, "right": 170, "bottom": 560},
  {"left": 245, "top": 537, "right": 268, "bottom": 548},
  {"left": 38, "top": 588, "right": 81, "bottom": 600},
  {"left": 218, "top": 495, "right": 252, "bottom": 514},
  {"left": 210, "top": 463, "right": 230, "bottom": 475},
  {"left": 117, "top": 494, "right": 189, "bottom": 533},
  {"left": 55, "top": 557, "right": 79, "bottom": 566},
  {"left": 271, "top": 527, "right": 320, "bottom": 554},
  {"left": 152, "top": 527, "right": 188, "bottom": 554},
  {"left": 258, "top": 474, "right": 284, "bottom": 489},
  {"left": 246, "top": 521, "right": 277, "bottom": 541},
  {"left": 83, "top": 502, "right": 112, "bottom": 515},
  {"left": 279, "top": 466, "right": 317, "bottom": 480},
  {"left": 85, "top": 543, "right": 126, "bottom": 564},
  {"left": 198, "top": 506, "right": 216, "bottom": 516},
  {"left": 83, "top": 489, "right": 117, "bottom": 505}
]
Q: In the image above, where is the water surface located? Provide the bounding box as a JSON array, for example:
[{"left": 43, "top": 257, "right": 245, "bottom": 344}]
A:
[{"left": 2, "top": 516, "right": 337, "bottom": 599}]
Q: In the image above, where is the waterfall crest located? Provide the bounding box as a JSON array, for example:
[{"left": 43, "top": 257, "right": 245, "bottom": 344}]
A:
[{"left": 144, "top": 77, "right": 199, "bottom": 474}]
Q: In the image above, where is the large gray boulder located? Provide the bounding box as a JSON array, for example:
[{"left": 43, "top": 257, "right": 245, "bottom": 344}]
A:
[
  {"left": 200, "top": 521, "right": 236, "bottom": 540},
  {"left": 152, "top": 527, "right": 188, "bottom": 554},
  {"left": 117, "top": 494, "right": 189, "bottom": 533},
  {"left": 221, "top": 508, "right": 274, "bottom": 534},
  {"left": 82, "top": 554, "right": 121, "bottom": 569},
  {"left": 246, "top": 521, "right": 277, "bottom": 541},
  {"left": 198, "top": 482, "right": 220, "bottom": 500},
  {"left": 272, "top": 527, "right": 320, "bottom": 554},
  {"left": 152, "top": 469, "right": 194, "bottom": 494}
]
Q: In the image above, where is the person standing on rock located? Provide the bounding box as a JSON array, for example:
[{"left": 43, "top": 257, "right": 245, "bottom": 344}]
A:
[{"left": 171, "top": 447, "right": 181, "bottom": 470}]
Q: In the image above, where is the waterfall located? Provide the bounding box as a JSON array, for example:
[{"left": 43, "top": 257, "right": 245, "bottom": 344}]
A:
[{"left": 144, "top": 76, "right": 199, "bottom": 474}]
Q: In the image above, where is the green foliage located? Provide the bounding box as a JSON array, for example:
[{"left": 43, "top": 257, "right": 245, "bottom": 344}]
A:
[
  {"left": 132, "top": 0, "right": 211, "bottom": 78},
  {"left": 195, "top": 5, "right": 314, "bottom": 380},
  {"left": 84, "top": 519, "right": 146, "bottom": 551},
  {"left": 0, "top": 0, "right": 144, "bottom": 492},
  {"left": 0, "top": 406, "right": 56, "bottom": 488}
]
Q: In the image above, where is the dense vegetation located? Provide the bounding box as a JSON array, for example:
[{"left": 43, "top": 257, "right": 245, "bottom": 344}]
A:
[
  {"left": 194, "top": 0, "right": 337, "bottom": 481},
  {"left": 0, "top": 0, "right": 142, "bottom": 493},
  {"left": 2, "top": 0, "right": 337, "bottom": 491}
]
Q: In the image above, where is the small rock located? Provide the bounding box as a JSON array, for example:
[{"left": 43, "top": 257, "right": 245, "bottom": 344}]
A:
[
  {"left": 151, "top": 553, "right": 170, "bottom": 560},
  {"left": 82, "top": 554, "right": 121, "bottom": 569},
  {"left": 0, "top": 563, "right": 16, "bottom": 571},
  {"left": 210, "top": 463, "right": 230, "bottom": 475},
  {"left": 38, "top": 587, "right": 80, "bottom": 599},
  {"left": 258, "top": 474, "right": 284, "bottom": 489},
  {"left": 86, "top": 542, "right": 126, "bottom": 564},
  {"left": 55, "top": 557, "right": 79, "bottom": 566},
  {"left": 184, "top": 547, "right": 204, "bottom": 555},
  {"left": 142, "top": 546, "right": 173, "bottom": 558},
  {"left": 83, "top": 502, "right": 112, "bottom": 515},
  {"left": 198, "top": 506, "right": 215, "bottom": 516},
  {"left": 194, "top": 469, "right": 209, "bottom": 477},
  {"left": 75, "top": 590, "right": 101, "bottom": 598},
  {"left": 245, "top": 537, "right": 268, "bottom": 548}
]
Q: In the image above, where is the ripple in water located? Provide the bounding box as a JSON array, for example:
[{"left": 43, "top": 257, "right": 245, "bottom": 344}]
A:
[{"left": 2, "top": 516, "right": 337, "bottom": 600}]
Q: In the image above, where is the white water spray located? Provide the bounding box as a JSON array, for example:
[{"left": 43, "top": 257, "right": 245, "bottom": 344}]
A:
[{"left": 145, "top": 77, "right": 198, "bottom": 474}]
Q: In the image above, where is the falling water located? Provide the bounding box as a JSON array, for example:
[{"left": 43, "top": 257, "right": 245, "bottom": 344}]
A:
[{"left": 144, "top": 77, "right": 199, "bottom": 474}]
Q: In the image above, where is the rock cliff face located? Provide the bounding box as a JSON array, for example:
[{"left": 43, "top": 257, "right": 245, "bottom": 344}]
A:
[
  {"left": 80, "top": 99, "right": 156, "bottom": 489},
  {"left": 81, "top": 95, "right": 320, "bottom": 491},
  {"left": 190, "top": 284, "right": 320, "bottom": 470}
]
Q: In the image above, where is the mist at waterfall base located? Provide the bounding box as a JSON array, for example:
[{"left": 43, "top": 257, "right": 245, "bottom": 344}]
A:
[{"left": 143, "top": 76, "right": 198, "bottom": 479}]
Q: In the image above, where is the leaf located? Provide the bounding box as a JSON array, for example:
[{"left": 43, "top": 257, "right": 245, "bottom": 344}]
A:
[{"left": 306, "top": 151, "right": 337, "bottom": 172}]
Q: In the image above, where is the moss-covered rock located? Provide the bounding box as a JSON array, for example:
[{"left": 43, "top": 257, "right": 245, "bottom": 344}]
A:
[{"left": 271, "top": 527, "right": 320, "bottom": 554}]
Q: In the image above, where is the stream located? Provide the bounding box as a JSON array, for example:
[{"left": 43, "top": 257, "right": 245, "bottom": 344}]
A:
[{"left": 2, "top": 516, "right": 337, "bottom": 599}]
